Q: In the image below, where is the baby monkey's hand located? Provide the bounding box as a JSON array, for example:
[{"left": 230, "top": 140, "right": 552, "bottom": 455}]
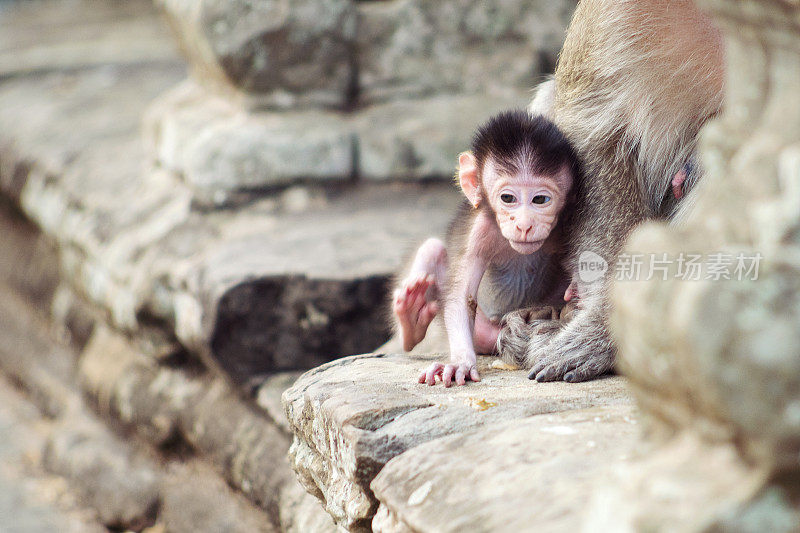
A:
[{"left": 418, "top": 360, "right": 481, "bottom": 387}]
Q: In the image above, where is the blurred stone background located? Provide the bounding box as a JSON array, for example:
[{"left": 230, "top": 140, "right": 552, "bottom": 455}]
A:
[
  {"left": 0, "top": 0, "right": 577, "bottom": 530},
  {"left": 3, "top": 0, "right": 799, "bottom": 531}
]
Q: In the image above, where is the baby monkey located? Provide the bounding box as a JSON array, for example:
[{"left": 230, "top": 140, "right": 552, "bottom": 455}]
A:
[{"left": 393, "top": 109, "right": 580, "bottom": 386}]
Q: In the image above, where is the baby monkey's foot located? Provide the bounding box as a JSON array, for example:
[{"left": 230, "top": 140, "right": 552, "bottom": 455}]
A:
[
  {"left": 418, "top": 361, "right": 480, "bottom": 387},
  {"left": 394, "top": 275, "right": 439, "bottom": 351}
]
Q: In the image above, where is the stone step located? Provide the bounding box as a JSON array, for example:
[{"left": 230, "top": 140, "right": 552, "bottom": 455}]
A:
[
  {"left": 155, "top": 0, "right": 573, "bottom": 110},
  {"left": 0, "top": 274, "right": 334, "bottom": 532},
  {"left": 371, "top": 404, "right": 638, "bottom": 532},
  {"left": 0, "top": 0, "right": 480, "bottom": 386},
  {"left": 0, "top": 374, "right": 106, "bottom": 533},
  {"left": 0, "top": 0, "right": 180, "bottom": 77},
  {"left": 146, "top": 80, "right": 529, "bottom": 207},
  {"left": 282, "top": 352, "right": 636, "bottom": 531}
]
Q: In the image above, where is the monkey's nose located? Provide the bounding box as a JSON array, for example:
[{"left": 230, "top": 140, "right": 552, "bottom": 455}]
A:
[{"left": 515, "top": 223, "right": 532, "bottom": 237}]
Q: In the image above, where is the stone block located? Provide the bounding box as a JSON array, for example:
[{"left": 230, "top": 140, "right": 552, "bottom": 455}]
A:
[
  {"left": 283, "top": 352, "right": 632, "bottom": 530},
  {"left": 145, "top": 82, "right": 354, "bottom": 207},
  {"left": 355, "top": 94, "right": 528, "bottom": 181},
  {"left": 356, "top": 0, "right": 576, "bottom": 104},
  {"left": 372, "top": 404, "right": 639, "bottom": 533},
  {"left": 161, "top": 462, "right": 276, "bottom": 533},
  {"left": 145, "top": 82, "right": 527, "bottom": 205},
  {"left": 156, "top": 0, "right": 357, "bottom": 109},
  {"left": 42, "top": 418, "right": 160, "bottom": 530}
]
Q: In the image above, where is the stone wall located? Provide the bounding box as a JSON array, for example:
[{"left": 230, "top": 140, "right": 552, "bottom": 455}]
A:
[
  {"left": 156, "top": 0, "right": 574, "bottom": 110},
  {"left": 149, "top": 0, "right": 577, "bottom": 207},
  {"left": 603, "top": 0, "right": 800, "bottom": 529}
]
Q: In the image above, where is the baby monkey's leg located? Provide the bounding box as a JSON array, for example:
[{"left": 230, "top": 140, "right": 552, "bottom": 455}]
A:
[
  {"left": 418, "top": 309, "right": 498, "bottom": 386},
  {"left": 473, "top": 308, "right": 501, "bottom": 354},
  {"left": 394, "top": 238, "right": 447, "bottom": 351}
]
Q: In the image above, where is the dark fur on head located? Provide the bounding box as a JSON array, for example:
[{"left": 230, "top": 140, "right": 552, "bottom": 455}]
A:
[{"left": 472, "top": 110, "right": 580, "bottom": 181}]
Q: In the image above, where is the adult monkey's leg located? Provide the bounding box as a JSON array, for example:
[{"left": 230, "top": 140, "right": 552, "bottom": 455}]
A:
[{"left": 498, "top": 0, "right": 725, "bottom": 382}]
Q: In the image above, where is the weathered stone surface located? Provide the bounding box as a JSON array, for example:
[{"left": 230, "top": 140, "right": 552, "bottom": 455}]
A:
[
  {"left": 79, "top": 327, "right": 293, "bottom": 508},
  {"left": 161, "top": 461, "right": 276, "bottom": 533},
  {"left": 354, "top": 94, "right": 528, "bottom": 181},
  {"left": 42, "top": 418, "right": 161, "bottom": 530},
  {"left": 0, "top": 289, "right": 158, "bottom": 531},
  {"left": 0, "top": 0, "right": 180, "bottom": 77},
  {"left": 156, "top": 0, "right": 357, "bottom": 109},
  {"left": 145, "top": 82, "right": 355, "bottom": 205},
  {"left": 278, "top": 476, "right": 338, "bottom": 533},
  {"left": 357, "top": 0, "right": 576, "bottom": 104},
  {"left": 78, "top": 325, "right": 334, "bottom": 529},
  {"left": 257, "top": 372, "right": 303, "bottom": 434},
  {"left": 0, "top": 375, "right": 107, "bottom": 533},
  {"left": 0, "top": 60, "right": 189, "bottom": 338},
  {"left": 154, "top": 0, "right": 575, "bottom": 108},
  {"left": 0, "top": 3, "right": 469, "bottom": 384},
  {"left": 0, "top": 283, "right": 82, "bottom": 419},
  {"left": 0, "top": 270, "right": 302, "bottom": 533},
  {"left": 283, "top": 352, "right": 632, "bottom": 530},
  {"left": 145, "top": 81, "right": 527, "bottom": 205},
  {"left": 372, "top": 403, "right": 639, "bottom": 533},
  {"left": 0, "top": 206, "right": 59, "bottom": 311},
  {"left": 582, "top": 434, "right": 773, "bottom": 533}
]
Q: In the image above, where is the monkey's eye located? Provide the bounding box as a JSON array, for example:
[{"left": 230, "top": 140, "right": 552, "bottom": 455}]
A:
[
  {"left": 500, "top": 193, "right": 516, "bottom": 204},
  {"left": 532, "top": 195, "right": 551, "bottom": 205}
]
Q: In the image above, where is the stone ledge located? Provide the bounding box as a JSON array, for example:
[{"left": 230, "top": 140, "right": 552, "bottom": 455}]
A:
[
  {"left": 42, "top": 417, "right": 161, "bottom": 530},
  {"left": 154, "top": 0, "right": 574, "bottom": 110},
  {"left": 145, "top": 80, "right": 529, "bottom": 207},
  {"left": 77, "top": 325, "right": 329, "bottom": 530},
  {"left": 0, "top": 373, "right": 108, "bottom": 533},
  {"left": 0, "top": 267, "right": 335, "bottom": 532},
  {"left": 282, "top": 352, "right": 633, "bottom": 531},
  {"left": 0, "top": 0, "right": 181, "bottom": 77},
  {"left": 372, "top": 404, "right": 638, "bottom": 532},
  {"left": 161, "top": 461, "right": 278, "bottom": 533},
  {"left": 0, "top": 278, "right": 293, "bottom": 531},
  {"left": 0, "top": 25, "right": 464, "bottom": 383}
]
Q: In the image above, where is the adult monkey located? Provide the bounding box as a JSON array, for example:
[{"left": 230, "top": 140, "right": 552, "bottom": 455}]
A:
[{"left": 497, "top": 0, "right": 725, "bottom": 382}]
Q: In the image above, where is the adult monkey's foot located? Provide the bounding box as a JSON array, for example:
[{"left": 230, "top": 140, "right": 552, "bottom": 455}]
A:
[
  {"left": 525, "top": 305, "right": 615, "bottom": 382},
  {"left": 497, "top": 302, "right": 614, "bottom": 382},
  {"left": 496, "top": 306, "right": 563, "bottom": 368}
]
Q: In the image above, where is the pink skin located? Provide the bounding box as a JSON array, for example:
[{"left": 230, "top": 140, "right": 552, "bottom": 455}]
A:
[
  {"left": 413, "top": 152, "right": 571, "bottom": 387},
  {"left": 473, "top": 308, "right": 502, "bottom": 353},
  {"left": 394, "top": 238, "right": 501, "bottom": 384},
  {"left": 393, "top": 238, "right": 447, "bottom": 352},
  {"left": 418, "top": 309, "right": 500, "bottom": 386},
  {"left": 481, "top": 159, "right": 571, "bottom": 255},
  {"left": 672, "top": 168, "right": 687, "bottom": 199},
  {"left": 394, "top": 275, "right": 439, "bottom": 352},
  {"left": 564, "top": 280, "right": 578, "bottom": 302}
]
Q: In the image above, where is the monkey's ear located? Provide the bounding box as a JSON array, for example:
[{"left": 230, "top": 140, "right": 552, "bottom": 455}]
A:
[{"left": 458, "top": 152, "right": 481, "bottom": 208}]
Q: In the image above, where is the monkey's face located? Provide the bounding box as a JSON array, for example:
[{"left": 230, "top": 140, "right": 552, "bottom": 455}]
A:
[{"left": 486, "top": 166, "right": 572, "bottom": 255}]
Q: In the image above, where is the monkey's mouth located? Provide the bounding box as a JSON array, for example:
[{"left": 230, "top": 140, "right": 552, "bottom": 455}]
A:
[{"left": 509, "top": 240, "right": 545, "bottom": 253}]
